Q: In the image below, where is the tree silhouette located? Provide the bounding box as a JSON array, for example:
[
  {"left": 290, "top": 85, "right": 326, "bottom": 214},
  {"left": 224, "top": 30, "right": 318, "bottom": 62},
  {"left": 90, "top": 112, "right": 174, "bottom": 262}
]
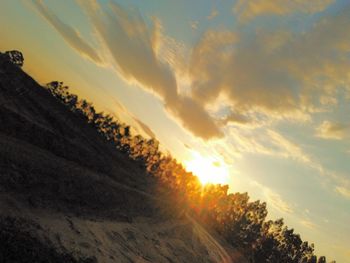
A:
[
  {"left": 5, "top": 50, "right": 24, "bottom": 67},
  {"left": 42, "top": 80, "right": 336, "bottom": 263}
]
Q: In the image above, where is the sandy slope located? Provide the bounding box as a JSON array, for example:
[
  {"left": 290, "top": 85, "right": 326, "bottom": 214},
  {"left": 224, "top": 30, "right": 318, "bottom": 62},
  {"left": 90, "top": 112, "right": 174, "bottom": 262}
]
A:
[
  {"left": 0, "top": 53, "right": 248, "bottom": 263},
  {"left": 1, "top": 192, "right": 248, "bottom": 263}
]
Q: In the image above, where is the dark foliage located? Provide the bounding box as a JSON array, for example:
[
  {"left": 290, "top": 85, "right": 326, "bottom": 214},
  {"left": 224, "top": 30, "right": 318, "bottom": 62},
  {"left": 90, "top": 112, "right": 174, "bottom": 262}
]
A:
[
  {"left": 45, "top": 80, "right": 335, "bottom": 263},
  {"left": 4, "top": 50, "right": 24, "bottom": 67}
]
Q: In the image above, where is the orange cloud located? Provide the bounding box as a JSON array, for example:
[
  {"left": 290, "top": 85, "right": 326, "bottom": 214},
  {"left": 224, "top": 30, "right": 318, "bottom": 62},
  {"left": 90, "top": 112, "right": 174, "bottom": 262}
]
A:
[
  {"left": 78, "top": 1, "right": 222, "bottom": 140},
  {"left": 132, "top": 117, "right": 156, "bottom": 139},
  {"left": 316, "top": 121, "right": 350, "bottom": 140},
  {"left": 189, "top": 7, "right": 350, "bottom": 125},
  {"left": 300, "top": 219, "right": 318, "bottom": 229},
  {"left": 335, "top": 186, "right": 350, "bottom": 199},
  {"left": 234, "top": 0, "right": 334, "bottom": 22}
]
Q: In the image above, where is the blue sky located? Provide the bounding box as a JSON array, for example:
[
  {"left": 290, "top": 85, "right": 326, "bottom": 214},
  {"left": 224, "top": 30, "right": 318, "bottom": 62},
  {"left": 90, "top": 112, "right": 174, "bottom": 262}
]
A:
[{"left": 1, "top": 0, "right": 350, "bottom": 261}]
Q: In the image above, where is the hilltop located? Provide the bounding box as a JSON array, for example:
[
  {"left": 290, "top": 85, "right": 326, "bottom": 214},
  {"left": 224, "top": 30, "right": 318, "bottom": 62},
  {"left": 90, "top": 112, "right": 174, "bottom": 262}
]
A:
[{"left": 0, "top": 52, "right": 248, "bottom": 262}]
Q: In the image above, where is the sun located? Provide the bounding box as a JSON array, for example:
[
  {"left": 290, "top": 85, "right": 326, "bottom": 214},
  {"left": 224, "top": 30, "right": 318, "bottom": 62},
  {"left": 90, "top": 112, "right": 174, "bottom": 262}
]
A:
[{"left": 184, "top": 152, "right": 229, "bottom": 185}]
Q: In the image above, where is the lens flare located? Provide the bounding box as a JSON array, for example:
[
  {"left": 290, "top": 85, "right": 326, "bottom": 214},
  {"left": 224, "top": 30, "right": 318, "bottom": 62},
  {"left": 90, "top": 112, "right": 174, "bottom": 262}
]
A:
[{"left": 184, "top": 152, "right": 229, "bottom": 185}]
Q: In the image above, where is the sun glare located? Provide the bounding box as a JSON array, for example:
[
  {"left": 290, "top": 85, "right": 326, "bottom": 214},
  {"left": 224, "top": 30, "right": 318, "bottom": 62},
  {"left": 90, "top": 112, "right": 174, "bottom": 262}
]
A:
[{"left": 184, "top": 152, "right": 229, "bottom": 185}]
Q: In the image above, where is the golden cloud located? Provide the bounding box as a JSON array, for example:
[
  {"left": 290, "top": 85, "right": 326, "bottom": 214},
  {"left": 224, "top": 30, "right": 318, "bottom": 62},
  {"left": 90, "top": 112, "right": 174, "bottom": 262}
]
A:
[
  {"left": 335, "top": 186, "right": 350, "bottom": 199},
  {"left": 234, "top": 0, "right": 334, "bottom": 22},
  {"left": 77, "top": 1, "right": 222, "bottom": 140},
  {"left": 316, "top": 121, "right": 350, "bottom": 140},
  {"left": 189, "top": 7, "right": 350, "bottom": 125}
]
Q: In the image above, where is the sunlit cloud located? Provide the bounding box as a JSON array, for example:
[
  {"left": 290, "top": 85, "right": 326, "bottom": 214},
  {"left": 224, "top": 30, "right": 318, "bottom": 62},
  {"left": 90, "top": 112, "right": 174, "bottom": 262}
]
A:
[
  {"left": 207, "top": 8, "right": 218, "bottom": 20},
  {"left": 132, "top": 116, "right": 156, "bottom": 139},
  {"left": 300, "top": 219, "right": 318, "bottom": 229},
  {"left": 335, "top": 186, "right": 350, "bottom": 199},
  {"left": 220, "top": 111, "right": 251, "bottom": 127},
  {"left": 31, "top": 0, "right": 102, "bottom": 64},
  {"left": 225, "top": 126, "right": 350, "bottom": 201},
  {"left": 264, "top": 131, "right": 350, "bottom": 199},
  {"left": 225, "top": 128, "right": 275, "bottom": 157},
  {"left": 316, "top": 121, "right": 350, "bottom": 140},
  {"left": 190, "top": 20, "right": 199, "bottom": 30},
  {"left": 41, "top": 0, "right": 350, "bottom": 143},
  {"left": 77, "top": 0, "right": 222, "bottom": 140},
  {"left": 109, "top": 97, "right": 156, "bottom": 139},
  {"left": 252, "top": 181, "right": 294, "bottom": 214},
  {"left": 31, "top": 0, "right": 350, "bottom": 204},
  {"left": 6, "top": 0, "right": 348, "bottom": 261},
  {"left": 267, "top": 190, "right": 294, "bottom": 214},
  {"left": 267, "top": 130, "right": 323, "bottom": 173},
  {"left": 225, "top": 127, "right": 322, "bottom": 172},
  {"left": 233, "top": 0, "right": 334, "bottom": 22},
  {"left": 154, "top": 24, "right": 191, "bottom": 87},
  {"left": 189, "top": 7, "right": 350, "bottom": 128}
]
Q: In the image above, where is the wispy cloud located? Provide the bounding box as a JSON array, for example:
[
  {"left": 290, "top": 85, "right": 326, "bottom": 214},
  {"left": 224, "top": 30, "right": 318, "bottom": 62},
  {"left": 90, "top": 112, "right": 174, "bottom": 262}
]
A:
[
  {"left": 267, "top": 190, "right": 294, "bottom": 214},
  {"left": 190, "top": 20, "right": 199, "bottom": 30},
  {"left": 31, "top": 0, "right": 101, "bottom": 63},
  {"left": 77, "top": 1, "right": 222, "bottom": 140},
  {"left": 267, "top": 130, "right": 350, "bottom": 200},
  {"left": 189, "top": 7, "right": 350, "bottom": 127},
  {"left": 267, "top": 130, "right": 324, "bottom": 173},
  {"left": 252, "top": 181, "right": 294, "bottom": 214},
  {"left": 132, "top": 117, "right": 156, "bottom": 139},
  {"left": 316, "top": 121, "right": 350, "bottom": 140},
  {"left": 34, "top": 0, "right": 350, "bottom": 150},
  {"left": 33, "top": 0, "right": 350, "bottom": 146},
  {"left": 233, "top": 0, "right": 334, "bottom": 22},
  {"left": 107, "top": 99, "right": 156, "bottom": 139},
  {"left": 335, "top": 186, "right": 350, "bottom": 199},
  {"left": 226, "top": 127, "right": 322, "bottom": 171},
  {"left": 224, "top": 126, "right": 350, "bottom": 200},
  {"left": 300, "top": 219, "right": 318, "bottom": 229},
  {"left": 221, "top": 111, "right": 250, "bottom": 126},
  {"left": 207, "top": 8, "right": 218, "bottom": 20}
]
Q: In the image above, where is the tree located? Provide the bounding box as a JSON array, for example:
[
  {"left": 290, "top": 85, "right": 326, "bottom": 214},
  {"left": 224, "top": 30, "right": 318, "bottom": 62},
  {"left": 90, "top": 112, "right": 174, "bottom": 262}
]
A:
[
  {"left": 5, "top": 50, "right": 24, "bottom": 67},
  {"left": 46, "top": 81, "right": 69, "bottom": 103},
  {"left": 40, "top": 81, "right": 332, "bottom": 263}
]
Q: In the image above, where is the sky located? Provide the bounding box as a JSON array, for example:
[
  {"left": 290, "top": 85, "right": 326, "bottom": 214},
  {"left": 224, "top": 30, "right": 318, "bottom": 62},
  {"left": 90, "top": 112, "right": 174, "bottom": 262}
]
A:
[{"left": 1, "top": 0, "right": 350, "bottom": 261}]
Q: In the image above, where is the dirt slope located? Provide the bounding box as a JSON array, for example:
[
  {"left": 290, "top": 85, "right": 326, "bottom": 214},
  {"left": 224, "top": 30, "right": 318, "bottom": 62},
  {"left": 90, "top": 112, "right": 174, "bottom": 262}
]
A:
[{"left": 0, "top": 53, "right": 248, "bottom": 263}]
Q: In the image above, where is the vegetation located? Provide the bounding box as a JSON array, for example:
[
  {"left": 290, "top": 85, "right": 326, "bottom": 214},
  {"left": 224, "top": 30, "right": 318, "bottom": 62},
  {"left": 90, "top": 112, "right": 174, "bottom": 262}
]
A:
[
  {"left": 44, "top": 78, "right": 334, "bottom": 263},
  {"left": 4, "top": 50, "right": 24, "bottom": 67}
]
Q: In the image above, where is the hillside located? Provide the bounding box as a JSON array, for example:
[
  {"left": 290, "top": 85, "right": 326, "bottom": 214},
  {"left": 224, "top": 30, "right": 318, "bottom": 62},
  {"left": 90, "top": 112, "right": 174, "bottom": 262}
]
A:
[{"left": 0, "top": 52, "right": 247, "bottom": 263}]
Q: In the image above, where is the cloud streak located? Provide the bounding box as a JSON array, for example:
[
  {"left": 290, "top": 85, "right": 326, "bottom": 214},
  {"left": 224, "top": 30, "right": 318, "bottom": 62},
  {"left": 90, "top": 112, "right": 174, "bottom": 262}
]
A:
[
  {"left": 32, "top": 0, "right": 101, "bottom": 63},
  {"left": 316, "top": 121, "right": 350, "bottom": 140},
  {"left": 252, "top": 181, "right": 294, "bottom": 214},
  {"left": 42, "top": 0, "right": 350, "bottom": 144},
  {"left": 132, "top": 117, "right": 156, "bottom": 139},
  {"left": 207, "top": 8, "right": 218, "bottom": 20},
  {"left": 189, "top": 7, "right": 350, "bottom": 126},
  {"left": 335, "top": 186, "right": 350, "bottom": 199},
  {"left": 267, "top": 130, "right": 323, "bottom": 173},
  {"left": 224, "top": 126, "right": 350, "bottom": 201},
  {"left": 78, "top": 1, "right": 222, "bottom": 140},
  {"left": 233, "top": 0, "right": 334, "bottom": 22},
  {"left": 34, "top": 0, "right": 350, "bottom": 191},
  {"left": 300, "top": 219, "right": 318, "bottom": 229}
]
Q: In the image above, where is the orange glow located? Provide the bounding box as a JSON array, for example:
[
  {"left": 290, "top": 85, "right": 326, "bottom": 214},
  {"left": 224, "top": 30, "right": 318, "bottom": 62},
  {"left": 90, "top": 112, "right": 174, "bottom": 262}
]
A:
[{"left": 184, "top": 152, "right": 229, "bottom": 185}]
